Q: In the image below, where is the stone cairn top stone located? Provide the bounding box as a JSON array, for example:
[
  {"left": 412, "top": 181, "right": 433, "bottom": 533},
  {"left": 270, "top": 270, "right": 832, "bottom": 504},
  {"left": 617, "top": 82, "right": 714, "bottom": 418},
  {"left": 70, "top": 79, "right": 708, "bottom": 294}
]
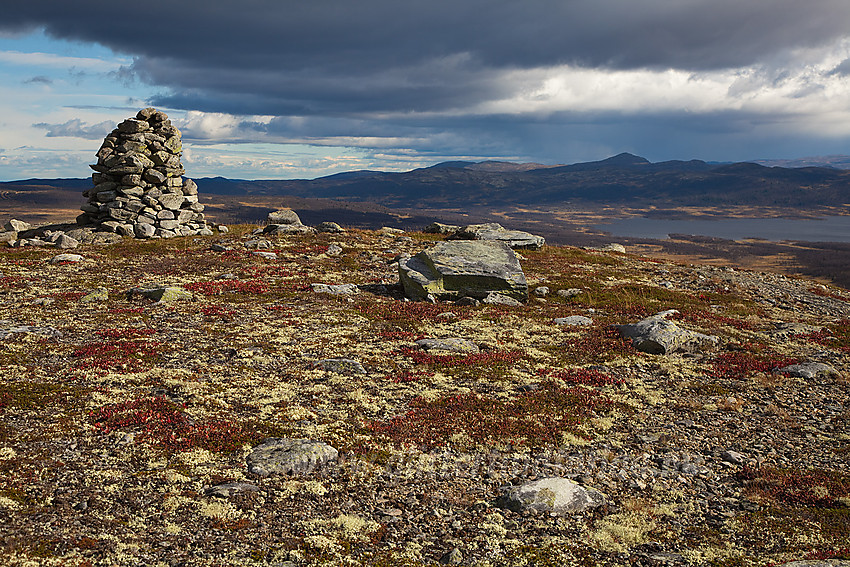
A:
[{"left": 81, "top": 107, "right": 211, "bottom": 239}]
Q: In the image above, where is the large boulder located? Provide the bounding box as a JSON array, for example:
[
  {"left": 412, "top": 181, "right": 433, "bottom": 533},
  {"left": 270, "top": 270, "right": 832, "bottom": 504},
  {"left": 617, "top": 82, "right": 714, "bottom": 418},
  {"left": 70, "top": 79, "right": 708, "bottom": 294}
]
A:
[
  {"left": 454, "top": 223, "right": 545, "bottom": 250},
  {"left": 496, "top": 477, "right": 606, "bottom": 516},
  {"left": 398, "top": 240, "right": 528, "bottom": 302},
  {"left": 614, "top": 309, "right": 718, "bottom": 355}
]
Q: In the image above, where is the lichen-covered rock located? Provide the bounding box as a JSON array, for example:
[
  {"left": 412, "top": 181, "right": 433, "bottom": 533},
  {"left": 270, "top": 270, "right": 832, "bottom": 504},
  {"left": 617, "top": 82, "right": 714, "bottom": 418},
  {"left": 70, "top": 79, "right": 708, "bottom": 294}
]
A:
[
  {"left": 129, "top": 285, "right": 193, "bottom": 303},
  {"left": 614, "top": 309, "right": 719, "bottom": 354},
  {"left": 247, "top": 438, "right": 338, "bottom": 477},
  {"left": 454, "top": 223, "right": 545, "bottom": 250},
  {"left": 780, "top": 362, "right": 838, "bottom": 379},
  {"left": 267, "top": 209, "right": 302, "bottom": 225},
  {"left": 398, "top": 240, "right": 528, "bottom": 302},
  {"left": 312, "top": 283, "right": 359, "bottom": 295},
  {"left": 496, "top": 477, "right": 606, "bottom": 515},
  {"left": 316, "top": 358, "right": 366, "bottom": 374},
  {"left": 80, "top": 287, "right": 109, "bottom": 303}
]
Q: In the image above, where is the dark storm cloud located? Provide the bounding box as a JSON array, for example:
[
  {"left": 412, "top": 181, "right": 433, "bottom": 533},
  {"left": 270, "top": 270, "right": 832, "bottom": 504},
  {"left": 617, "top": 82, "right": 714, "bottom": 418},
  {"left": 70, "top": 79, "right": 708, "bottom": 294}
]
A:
[{"left": 3, "top": 1, "right": 850, "bottom": 115}]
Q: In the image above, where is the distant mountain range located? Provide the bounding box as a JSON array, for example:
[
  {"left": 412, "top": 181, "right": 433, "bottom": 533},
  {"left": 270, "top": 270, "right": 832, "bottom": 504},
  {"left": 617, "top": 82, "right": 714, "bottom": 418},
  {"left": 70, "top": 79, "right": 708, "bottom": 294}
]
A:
[{"left": 4, "top": 153, "right": 850, "bottom": 211}]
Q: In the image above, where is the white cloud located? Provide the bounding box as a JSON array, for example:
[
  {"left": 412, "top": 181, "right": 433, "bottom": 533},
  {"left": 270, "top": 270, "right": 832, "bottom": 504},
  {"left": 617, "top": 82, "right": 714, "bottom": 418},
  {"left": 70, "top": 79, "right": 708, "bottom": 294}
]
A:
[{"left": 0, "top": 50, "right": 127, "bottom": 71}]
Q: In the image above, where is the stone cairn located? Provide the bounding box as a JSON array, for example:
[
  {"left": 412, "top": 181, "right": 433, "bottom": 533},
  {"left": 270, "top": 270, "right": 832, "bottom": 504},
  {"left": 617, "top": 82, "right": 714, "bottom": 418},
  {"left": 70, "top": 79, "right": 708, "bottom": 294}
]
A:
[{"left": 81, "top": 108, "right": 210, "bottom": 238}]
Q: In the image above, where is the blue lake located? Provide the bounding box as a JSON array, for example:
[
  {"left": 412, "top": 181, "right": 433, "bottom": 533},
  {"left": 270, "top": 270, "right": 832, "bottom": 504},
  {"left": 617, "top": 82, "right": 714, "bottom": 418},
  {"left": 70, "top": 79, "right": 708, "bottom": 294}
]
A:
[{"left": 594, "top": 216, "right": 850, "bottom": 243}]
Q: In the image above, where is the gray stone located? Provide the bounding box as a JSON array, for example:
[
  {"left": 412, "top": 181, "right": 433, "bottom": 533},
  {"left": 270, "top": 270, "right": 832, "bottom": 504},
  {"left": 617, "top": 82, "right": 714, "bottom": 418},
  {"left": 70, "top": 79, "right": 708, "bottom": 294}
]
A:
[
  {"left": 253, "top": 251, "right": 278, "bottom": 260},
  {"left": 455, "top": 223, "right": 545, "bottom": 250},
  {"left": 554, "top": 315, "right": 593, "bottom": 326},
  {"left": 143, "top": 168, "right": 167, "bottom": 184},
  {"left": 721, "top": 450, "right": 746, "bottom": 465},
  {"left": 182, "top": 178, "right": 198, "bottom": 195},
  {"left": 129, "top": 285, "right": 193, "bottom": 303},
  {"left": 557, "top": 288, "right": 584, "bottom": 298},
  {"left": 117, "top": 118, "right": 150, "bottom": 133},
  {"left": 158, "top": 219, "right": 180, "bottom": 231},
  {"left": 81, "top": 287, "right": 109, "bottom": 303},
  {"left": 54, "top": 234, "right": 79, "bottom": 249},
  {"left": 482, "top": 292, "right": 523, "bottom": 306},
  {"left": 247, "top": 438, "right": 338, "bottom": 477},
  {"left": 311, "top": 283, "right": 359, "bottom": 295},
  {"left": 415, "top": 338, "right": 479, "bottom": 354},
  {"left": 534, "top": 286, "right": 550, "bottom": 297},
  {"left": 398, "top": 240, "right": 528, "bottom": 302},
  {"left": 134, "top": 223, "right": 156, "bottom": 238},
  {"left": 0, "top": 324, "right": 62, "bottom": 340},
  {"left": 217, "top": 225, "right": 229, "bottom": 233},
  {"left": 4, "top": 219, "right": 31, "bottom": 232},
  {"left": 50, "top": 253, "right": 83, "bottom": 264},
  {"left": 779, "top": 362, "right": 838, "bottom": 380},
  {"left": 316, "top": 358, "right": 366, "bottom": 374},
  {"left": 0, "top": 231, "right": 17, "bottom": 244},
  {"left": 326, "top": 243, "right": 343, "bottom": 256},
  {"left": 158, "top": 194, "right": 184, "bottom": 210},
  {"left": 267, "top": 209, "right": 302, "bottom": 225},
  {"left": 496, "top": 477, "right": 606, "bottom": 516},
  {"left": 424, "top": 222, "right": 460, "bottom": 235},
  {"left": 264, "top": 223, "right": 315, "bottom": 235},
  {"left": 206, "top": 482, "right": 261, "bottom": 498},
  {"left": 316, "top": 221, "right": 344, "bottom": 233},
  {"left": 614, "top": 309, "right": 719, "bottom": 355}
]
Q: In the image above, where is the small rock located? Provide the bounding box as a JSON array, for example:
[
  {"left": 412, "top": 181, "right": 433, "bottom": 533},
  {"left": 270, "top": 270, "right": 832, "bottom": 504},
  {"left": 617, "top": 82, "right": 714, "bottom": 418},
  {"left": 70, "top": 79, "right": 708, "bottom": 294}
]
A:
[
  {"left": 311, "top": 283, "right": 359, "bottom": 295},
  {"left": 557, "top": 288, "right": 583, "bottom": 298},
  {"left": 534, "top": 286, "right": 550, "bottom": 297},
  {"left": 253, "top": 251, "right": 278, "bottom": 260},
  {"left": 779, "top": 362, "right": 838, "bottom": 380},
  {"left": 482, "top": 292, "right": 522, "bottom": 306},
  {"left": 129, "top": 285, "right": 193, "bottom": 303},
  {"left": 316, "top": 358, "right": 366, "bottom": 374},
  {"left": 326, "top": 243, "right": 343, "bottom": 256},
  {"left": 81, "top": 288, "right": 109, "bottom": 303},
  {"left": 316, "top": 221, "right": 344, "bottom": 233},
  {"left": 247, "top": 438, "right": 338, "bottom": 476},
  {"left": 217, "top": 225, "right": 229, "bottom": 233},
  {"left": 206, "top": 482, "right": 261, "bottom": 498},
  {"left": 554, "top": 316, "right": 593, "bottom": 326},
  {"left": 721, "top": 450, "right": 745, "bottom": 465},
  {"left": 54, "top": 234, "right": 79, "bottom": 249},
  {"left": 424, "top": 222, "right": 460, "bottom": 235},
  {"left": 415, "top": 338, "right": 480, "bottom": 354},
  {"left": 440, "top": 548, "right": 463, "bottom": 565},
  {"left": 50, "top": 253, "right": 83, "bottom": 264},
  {"left": 210, "top": 243, "right": 231, "bottom": 252},
  {"left": 496, "top": 477, "right": 606, "bottom": 516}
]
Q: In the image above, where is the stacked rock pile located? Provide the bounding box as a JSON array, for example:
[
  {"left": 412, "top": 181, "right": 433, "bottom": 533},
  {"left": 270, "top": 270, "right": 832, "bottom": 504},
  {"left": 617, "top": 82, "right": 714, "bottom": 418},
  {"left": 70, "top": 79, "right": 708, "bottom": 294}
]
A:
[{"left": 81, "top": 108, "right": 210, "bottom": 238}]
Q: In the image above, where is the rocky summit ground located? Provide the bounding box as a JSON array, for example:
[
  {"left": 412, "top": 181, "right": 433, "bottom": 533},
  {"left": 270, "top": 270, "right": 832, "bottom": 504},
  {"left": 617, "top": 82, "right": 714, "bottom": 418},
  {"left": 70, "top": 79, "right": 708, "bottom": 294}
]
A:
[{"left": 0, "top": 224, "right": 848, "bottom": 567}]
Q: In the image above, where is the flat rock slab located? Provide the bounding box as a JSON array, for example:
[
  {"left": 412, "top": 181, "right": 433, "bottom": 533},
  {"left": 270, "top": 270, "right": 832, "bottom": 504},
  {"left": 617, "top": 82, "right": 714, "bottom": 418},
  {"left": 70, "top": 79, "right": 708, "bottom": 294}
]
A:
[
  {"left": 780, "top": 362, "right": 838, "bottom": 379},
  {"left": 614, "top": 309, "right": 718, "bottom": 355},
  {"left": 415, "top": 337, "right": 479, "bottom": 354},
  {"left": 496, "top": 477, "right": 606, "bottom": 516},
  {"left": 398, "top": 240, "right": 528, "bottom": 302},
  {"left": 0, "top": 324, "right": 62, "bottom": 340},
  {"left": 247, "top": 438, "right": 338, "bottom": 477},
  {"left": 312, "top": 283, "right": 359, "bottom": 295},
  {"left": 456, "top": 223, "right": 545, "bottom": 250}
]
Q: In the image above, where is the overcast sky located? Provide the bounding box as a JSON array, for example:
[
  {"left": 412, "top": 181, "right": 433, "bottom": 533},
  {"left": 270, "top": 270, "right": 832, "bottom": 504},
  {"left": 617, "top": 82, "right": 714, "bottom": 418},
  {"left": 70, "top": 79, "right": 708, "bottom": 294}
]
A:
[{"left": 2, "top": 0, "right": 850, "bottom": 180}]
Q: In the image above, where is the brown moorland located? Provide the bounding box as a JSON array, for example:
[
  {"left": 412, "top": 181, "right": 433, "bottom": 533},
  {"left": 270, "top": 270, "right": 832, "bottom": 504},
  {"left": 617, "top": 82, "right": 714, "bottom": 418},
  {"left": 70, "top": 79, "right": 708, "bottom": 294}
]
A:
[{"left": 0, "top": 223, "right": 848, "bottom": 566}]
